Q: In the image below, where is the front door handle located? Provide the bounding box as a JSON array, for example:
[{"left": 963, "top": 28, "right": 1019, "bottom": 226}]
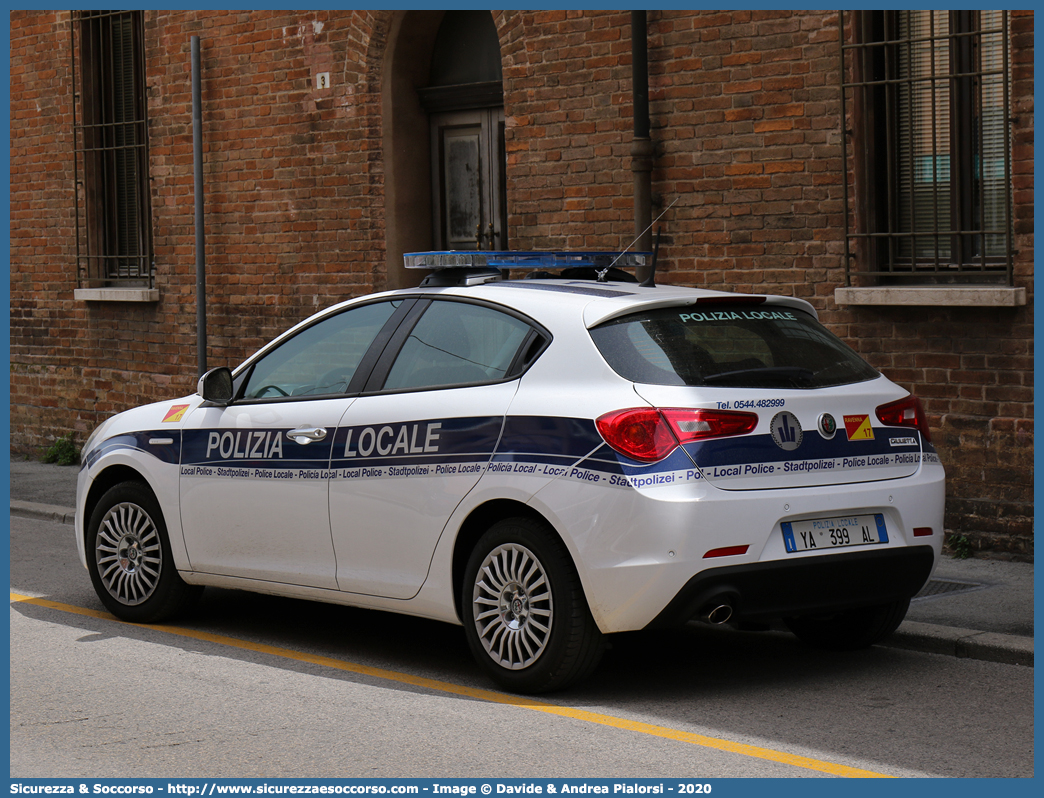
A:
[{"left": 287, "top": 426, "right": 328, "bottom": 445}]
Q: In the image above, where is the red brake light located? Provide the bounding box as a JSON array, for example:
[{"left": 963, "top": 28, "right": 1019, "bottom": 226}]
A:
[
  {"left": 596, "top": 407, "right": 758, "bottom": 462},
  {"left": 875, "top": 394, "right": 931, "bottom": 442},
  {"left": 596, "top": 408, "right": 678, "bottom": 462}
]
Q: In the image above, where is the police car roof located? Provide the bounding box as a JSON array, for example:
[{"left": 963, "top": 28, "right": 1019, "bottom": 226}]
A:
[
  {"left": 426, "top": 278, "right": 820, "bottom": 328},
  {"left": 400, "top": 251, "right": 817, "bottom": 326}
]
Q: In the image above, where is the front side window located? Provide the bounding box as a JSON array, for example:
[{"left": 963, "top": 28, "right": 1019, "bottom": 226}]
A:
[
  {"left": 242, "top": 301, "right": 400, "bottom": 399},
  {"left": 72, "top": 10, "right": 153, "bottom": 288},
  {"left": 841, "top": 10, "right": 1012, "bottom": 284},
  {"left": 590, "top": 305, "right": 879, "bottom": 389}
]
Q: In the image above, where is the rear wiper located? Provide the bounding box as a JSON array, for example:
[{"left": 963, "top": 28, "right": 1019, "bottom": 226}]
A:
[{"left": 702, "top": 366, "right": 815, "bottom": 387}]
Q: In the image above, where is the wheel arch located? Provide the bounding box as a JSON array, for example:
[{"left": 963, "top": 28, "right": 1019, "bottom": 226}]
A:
[
  {"left": 83, "top": 464, "right": 156, "bottom": 546},
  {"left": 452, "top": 499, "right": 607, "bottom": 692},
  {"left": 82, "top": 473, "right": 203, "bottom": 622},
  {"left": 450, "top": 498, "right": 556, "bottom": 621}
]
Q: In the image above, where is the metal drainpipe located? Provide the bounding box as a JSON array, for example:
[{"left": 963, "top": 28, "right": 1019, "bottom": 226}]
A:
[
  {"left": 630, "top": 11, "right": 654, "bottom": 282},
  {"left": 192, "top": 36, "right": 207, "bottom": 378}
]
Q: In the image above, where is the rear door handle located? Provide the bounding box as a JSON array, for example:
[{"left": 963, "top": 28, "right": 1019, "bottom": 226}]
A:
[{"left": 287, "top": 426, "right": 328, "bottom": 444}]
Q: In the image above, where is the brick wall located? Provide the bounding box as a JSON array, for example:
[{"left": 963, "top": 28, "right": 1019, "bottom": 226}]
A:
[
  {"left": 10, "top": 10, "right": 1033, "bottom": 556},
  {"left": 11, "top": 10, "right": 390, "bottom": 446},
  {"left": 503, "top": 10, "right": 636, "bottom": 249}
]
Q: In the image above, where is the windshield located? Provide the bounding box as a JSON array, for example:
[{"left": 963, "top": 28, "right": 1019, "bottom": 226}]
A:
[{"left": 589, "top": 304, "right": 879, "bottom": 389}]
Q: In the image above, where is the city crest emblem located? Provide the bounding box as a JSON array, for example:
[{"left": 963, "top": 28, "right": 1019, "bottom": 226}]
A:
[{"left": 770, "top": 411, "right": 803, "bottom": 451}]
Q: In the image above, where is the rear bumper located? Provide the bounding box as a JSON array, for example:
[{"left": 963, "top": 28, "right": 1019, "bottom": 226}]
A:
[{"left": 647, "top": 545, "right": 936, "bottom": 628}]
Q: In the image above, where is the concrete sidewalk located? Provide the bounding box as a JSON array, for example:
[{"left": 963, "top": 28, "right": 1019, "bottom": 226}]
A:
[{"left": 8, "top": 457, "right": 1033, "bottom": 667}]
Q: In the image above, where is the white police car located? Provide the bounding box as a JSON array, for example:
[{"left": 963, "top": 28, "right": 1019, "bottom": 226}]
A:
[{"left": 76, "top": 251, "right": 944, "bottom": 693}]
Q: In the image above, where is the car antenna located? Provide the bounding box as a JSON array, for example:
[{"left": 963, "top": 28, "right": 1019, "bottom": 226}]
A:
[
  {"left": 639, "top": 228, "right": 662, "bottom": 288},
  {"left": 597, "top": 196, "right": 678, "bottom": 282}
]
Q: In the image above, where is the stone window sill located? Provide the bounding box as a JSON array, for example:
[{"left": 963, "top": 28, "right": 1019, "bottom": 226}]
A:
[
  {"left": 74, "top": 288, "right": 160, "bottom": 303},
  {"left": 834, "top": 286, "right": 1026, "bottom": 307}
]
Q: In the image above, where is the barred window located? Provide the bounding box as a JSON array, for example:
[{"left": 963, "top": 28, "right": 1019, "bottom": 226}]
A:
[
  {"left": 72, "top": 10, "right": 154, "bottom": 288},
  {"left": 840, "top": 11, "right": 1012, "bottom": 285}
]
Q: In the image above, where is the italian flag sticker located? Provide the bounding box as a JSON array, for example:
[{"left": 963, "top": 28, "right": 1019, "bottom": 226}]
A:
[{"left": 843, "top": 414, "right": 874, "bottom": 441}]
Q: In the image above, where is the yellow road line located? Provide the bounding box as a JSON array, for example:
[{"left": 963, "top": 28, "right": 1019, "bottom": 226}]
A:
[{"left": 11, "top": 592, "right": 891, "bottom": 778}]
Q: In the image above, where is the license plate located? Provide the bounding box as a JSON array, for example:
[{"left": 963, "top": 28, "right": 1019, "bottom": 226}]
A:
[{"left": 781, "top": 514, "right": 888, "bottom": 553}]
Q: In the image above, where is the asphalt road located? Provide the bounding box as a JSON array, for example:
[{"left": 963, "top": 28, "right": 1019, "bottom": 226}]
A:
[{"left": 9, "top": 514, "right": 1034, "bottom": 779}]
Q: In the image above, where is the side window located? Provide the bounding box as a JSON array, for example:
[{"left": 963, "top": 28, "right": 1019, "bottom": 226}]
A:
[
  {"left": 383, "top": 301, "right": 531, "bottom": 391},
  {"left": 242, "top": 301, "right": 400, "bottom": 399}
]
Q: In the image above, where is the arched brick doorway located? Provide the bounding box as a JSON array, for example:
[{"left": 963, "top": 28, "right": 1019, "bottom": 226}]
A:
[{"left": 382, "top": 11, "right": 506, "bottom": 288}]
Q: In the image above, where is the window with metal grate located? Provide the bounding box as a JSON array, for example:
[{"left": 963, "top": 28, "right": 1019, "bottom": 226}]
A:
[
  {"left": 72, "top": 10, "right": 154, "bottom": 288},
  {"left": 840, "top": 11, "right": 1013, "bottom": 286}
]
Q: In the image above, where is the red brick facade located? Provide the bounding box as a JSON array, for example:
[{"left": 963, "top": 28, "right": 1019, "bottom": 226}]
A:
[{"left": 9, "top": 10, "right": 1033, "bottom": 557}]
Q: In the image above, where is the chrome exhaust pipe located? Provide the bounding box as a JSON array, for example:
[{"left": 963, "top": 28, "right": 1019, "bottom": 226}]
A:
[{"left": 700, "top": 603, "right": 733, "bottom": 625}]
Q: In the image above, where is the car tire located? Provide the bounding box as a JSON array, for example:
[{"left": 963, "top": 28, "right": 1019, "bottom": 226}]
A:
[
  {"left": 784, "top": 598, "right": 910, "bottom": 651},
  {"left": 86, "top": 481, "right": 203, "bottom": 623},
  {"left": 462, "top": 517, "right": 605, "bottom": 693}
]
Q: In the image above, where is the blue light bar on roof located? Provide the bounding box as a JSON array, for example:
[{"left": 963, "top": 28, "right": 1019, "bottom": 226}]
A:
[{"left": 403, "top": 251, "right": 651, "bottom": 270}]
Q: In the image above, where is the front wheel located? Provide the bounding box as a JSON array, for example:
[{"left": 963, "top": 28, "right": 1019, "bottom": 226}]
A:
[
  {"left": 784, "top": 598, "right": 910, "bottom": 651},
  {"left": 86, "top": 481, "right": 202, "bottom": 623},
  {"left": 462, "top": 517, "right": 604, "bottom": 693}
]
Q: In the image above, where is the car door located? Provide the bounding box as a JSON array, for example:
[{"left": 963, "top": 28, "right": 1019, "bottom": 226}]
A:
[
  {"left": 178, "top": 299, "right": 406, "bottom": 588},
  {"left": 329, "top": 298, "right": 538, "bottom": 599}
]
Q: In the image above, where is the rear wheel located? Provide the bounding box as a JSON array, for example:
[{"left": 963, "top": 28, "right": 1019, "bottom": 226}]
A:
[
  {"left": 462, "top": 517, "right": 604, "bottom": 693},
  {"left": 86, "top": 481, "right": 202, "bottom": 623},
  {"left": 784, "top": 598, "right": 910, "bottom": 651}
]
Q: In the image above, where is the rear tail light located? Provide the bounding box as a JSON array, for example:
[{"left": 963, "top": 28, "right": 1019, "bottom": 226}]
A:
[
  {"left": 875, "top": 394, "right": 931, "bottom": 442},
  {"left": 596, "top": 407, "right": 758, "bottom": 462}
]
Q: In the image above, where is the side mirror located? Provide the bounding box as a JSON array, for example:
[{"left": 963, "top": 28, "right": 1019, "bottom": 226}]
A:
[{"left": 198, "top": 367, "right": 234, "bottom": 405}]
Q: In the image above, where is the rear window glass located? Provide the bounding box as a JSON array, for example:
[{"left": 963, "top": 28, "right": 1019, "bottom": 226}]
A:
[{"left": 589, "top": 304, "right": 879, "bottom": 388}]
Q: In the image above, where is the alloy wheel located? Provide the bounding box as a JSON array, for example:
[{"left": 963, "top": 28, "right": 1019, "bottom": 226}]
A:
[
  {"left": 94, "top": 501, "right": 163, "bottom": 606},
  {"left": 471, "top": 543, "right": 554, "bottom": 670}
]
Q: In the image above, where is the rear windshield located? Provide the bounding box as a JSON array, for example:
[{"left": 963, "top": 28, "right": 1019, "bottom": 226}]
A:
[{"left": 589, "top": 304, "right": 879, "bottom": 389}]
